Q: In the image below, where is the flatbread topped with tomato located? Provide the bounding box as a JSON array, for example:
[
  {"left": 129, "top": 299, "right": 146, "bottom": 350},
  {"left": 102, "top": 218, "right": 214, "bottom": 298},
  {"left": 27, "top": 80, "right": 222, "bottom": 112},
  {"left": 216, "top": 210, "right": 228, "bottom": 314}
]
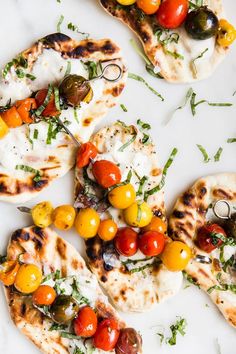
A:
[
  {"left": 74, "top": 122, "right": 184, "bottom": 312},
  {"left": 2, "top": 226, "right": 142, "bottom": 353},
  {"left": 99, "top": 0, "right": 236, "bottom": 83},
  {"left": 169, "top": 173, "right": 236, "bottom": 328},
  {"left": 0, "top": 33, "right": 127, "bottom": 203}
]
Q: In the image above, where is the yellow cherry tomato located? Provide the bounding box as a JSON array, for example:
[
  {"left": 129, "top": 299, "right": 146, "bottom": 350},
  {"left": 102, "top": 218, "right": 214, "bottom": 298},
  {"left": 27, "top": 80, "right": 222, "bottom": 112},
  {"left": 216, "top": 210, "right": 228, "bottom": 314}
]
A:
[
  {"left": 98, "top": 219, "right": 118, "bottom": 241},
  {"left": 142, "top": 216, "right": 167, "bottom": 234},
  {"left": 31, "top": 201, "right": 54, "bottom": 228},
  {"left": 137, "top": 0, "right": 161, "bottom": 15},
  {"left": 217, "top": 19, "right": 236, "bottom": 47},
  {"left": 75, "top": 208, "right": 100, "bottom": 239},
  {"left": 52, "top": 205, "right": 76, "bottom": 231},
  {"left": 108, "top": 183, "right": 136, "bottom": 209},
  {"left": 0, "top": 260, "right": 20, "bottom": 286},
  {"left": 14, "top": 264, "right": 42, "bottom": 294},
  {"left": 116, "top": 0, "right": 136, "bottom": 5},
  {"left": 0, "top": 116, "right": 9, "bottom": 139},
  {"left": 123, "top": 201, "right": 153, "bottom": 228},
  {"left": 161, "top": 241, "right": 192, "bottom": 272}
]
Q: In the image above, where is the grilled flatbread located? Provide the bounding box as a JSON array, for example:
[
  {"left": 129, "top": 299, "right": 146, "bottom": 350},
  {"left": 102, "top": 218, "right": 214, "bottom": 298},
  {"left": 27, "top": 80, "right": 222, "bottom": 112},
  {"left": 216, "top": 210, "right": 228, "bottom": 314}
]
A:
[
  {"left": 99, "top": 0, "right": 227, "bottom": 83},
  {"left": 169, "top": 173, "right": 236, "bottom": 328},
  {"left": 4, "top": 226, "right": 142, "bottom": 353},
  {"left": 74, "top": 122, "right": 183, "bottom": 312},
  {"left": 0, "top": 33, "right": 127, "bottom": 203}
]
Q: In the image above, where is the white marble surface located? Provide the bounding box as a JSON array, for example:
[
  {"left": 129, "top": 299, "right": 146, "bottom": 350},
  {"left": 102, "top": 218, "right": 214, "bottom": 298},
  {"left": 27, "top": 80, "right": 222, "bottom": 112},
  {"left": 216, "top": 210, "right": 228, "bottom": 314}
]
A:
[{"left": 0, "top": 0, "right": 236, "bottom": 353}]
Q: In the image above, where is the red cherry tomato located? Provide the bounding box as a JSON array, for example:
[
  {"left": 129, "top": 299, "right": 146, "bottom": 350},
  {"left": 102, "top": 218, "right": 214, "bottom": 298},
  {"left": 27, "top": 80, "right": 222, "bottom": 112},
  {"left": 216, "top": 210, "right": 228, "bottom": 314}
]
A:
[
  {"left": 92, "top": 160, "right": 121, "bottom": 188},
  {"left": 93, "top": 318, "right": 120, "bottom": 351},
  {"left": 76, "top": 142, "right": 98, "bottom": 168},
  {"left": 197, "top": 223, "right": 226, "bottom": 253},
  {"left": 114, "top": 227, "right": 138, "bottom": 257},
  {"left": 156, "top": 0, "right": 189, "bottom": 29},
  {"left": 73, "top": 306, "right": 98, "bottom": 337},
  {"left": 138, "top": 231, "right": 165, "bottom": 257},
  {"left": 35, "top": 89, "right": 60, "bottom": 117}
]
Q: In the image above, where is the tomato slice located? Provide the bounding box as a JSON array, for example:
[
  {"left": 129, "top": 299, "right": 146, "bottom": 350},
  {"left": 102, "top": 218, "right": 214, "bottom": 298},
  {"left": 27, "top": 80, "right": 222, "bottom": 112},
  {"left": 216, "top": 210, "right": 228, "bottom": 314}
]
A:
[
  {"left": 197, "top": 223, "right": 226, "bottom": 253},
  {"left": 93, "top": 318, "right": 120, "bottom": 351},
  {"left": 35, "top": 89, "right": 60, "bottom": 117},
  {"left": 73, "top": 306, "right": 98, "bottom": 337},
  {"left": 76, "top": 142, "right": 98, "bottom": 168},
  {"left": 138, "top": 231, "right": 165, "bottom": 256},
  {"left": 0, "top": 260, "right": 20, "bottom": 286},
  {"left": 156, "top": 0, "right": 189, "bottom": 29},
  {"left": 114, "top": 227, "right": 138, "bottom": 257},
  {"left": 92, "top": 160, "right": 121, "bottom": 188}
]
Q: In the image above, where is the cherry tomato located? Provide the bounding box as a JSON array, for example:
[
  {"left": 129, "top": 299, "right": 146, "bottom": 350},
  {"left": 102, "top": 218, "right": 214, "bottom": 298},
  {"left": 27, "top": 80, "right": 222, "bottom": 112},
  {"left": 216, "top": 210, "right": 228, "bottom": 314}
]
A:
[
  {"left": 0, "top": 260, "right": 20, "bottom": 286},
  {"left": 156, "top": 0, "right": 188, "bottom": 29},
  {"left": 138, "top": 231, "right": 165, "bottom": 257},
  {"left": 123, "top": 202, "right": 152, "bottom": 228},
  {"left": 116, "top": 0, "right": 136, "bottom": 5},
  {"left": 14, "top": 264, "right": 42, "bottom": 294},
  {"left": 32, "top": 285, "right": 57, "bottom": 306},
  {"left": 1, "top": 107, "right": 22, "bottom": 128},
  {"left": 92, "top": 160, "right": 121, "bottom": 188},
  {"left": 116, "top": 328, "right": 142, "bottom": 354},
  {"left": 217, "top": 19, "right": 236, "bottom": 47},
  {"left": 161, "top": 241, "right": 192, "bottom": 271},
  {"left": 142, "top": 216, "right": 167, "bottom": 234},
  {"left": 93, "top": 318, "right": 120, "bottom": 351},
  {"left": 15, "top": 98, "right": 37, "bottom": 123},
  {"left": 137, "top": 0, "right": 161, "bottom": 15},
  {"left": 98, "top": 219, "right": 118, "bottom": 241},
  {"left": 52, "top": 205, "right": 76, "bottom": 230},
  {"left": 114, "top": 227, "right": 138, "bottom": 257},
  {"left": 108, "top": 183, "right": 136, "bottom": 209},
  {"left": 197, "top": 223, "right": 226, "bottom": 253},
  {"left": 74, "top": 208, "right": 100, "bottom": 239},
  {"left": 76, "top": 142, "right": 98, "bottom": 168},
  {"left": 35, "top": 89, "right": 60, "bottom": 117},
  {"left": 73, "top": 306, "right": 98, "bottom": 337}
]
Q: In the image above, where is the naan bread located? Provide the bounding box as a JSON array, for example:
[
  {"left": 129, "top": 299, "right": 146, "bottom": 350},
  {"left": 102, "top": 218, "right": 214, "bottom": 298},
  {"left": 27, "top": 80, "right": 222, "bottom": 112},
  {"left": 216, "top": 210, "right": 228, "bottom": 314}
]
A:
[
  {"left": 4, "top": 226, "right": 133, "bottom": 354},
  {"left": 169, "top": 173, "right": 236, "bottom": 328},
  {"left": 99, "top": 0, "right": 227, "bottom": 83},
  {"left": 0, "top": 33, "right": 127, "bottom": 203},
  {"left": 74, "top": 123, "right": 183, "bottom": 312}
]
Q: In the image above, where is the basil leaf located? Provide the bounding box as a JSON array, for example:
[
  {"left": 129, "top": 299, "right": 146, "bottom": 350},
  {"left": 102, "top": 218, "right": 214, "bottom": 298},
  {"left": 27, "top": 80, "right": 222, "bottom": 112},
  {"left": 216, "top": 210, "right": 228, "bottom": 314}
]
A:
[
  {"left": 118, "top": 133, "right": 137, "bottom": 152},
  {"left": 227, "top": 138, "right": 236, "bottom": 143},
  {"left": 167, "top": 317, "right": 187, "bottom": 346},
  {"left": 120, "top": 104, "right": 128, "bottom": 112},
  {"left": 214, "top": 147, "right": 223, "bottom": 162},
  {"left": 35, "top": 85, "right": 54, "bottom": 116},
  {"left": 57, "top": 15, "right": 64, "bottom": 32},
  {"left": 128, "top": 73, "right": 164, "bottom": 101},
  {"left": 196, "top": 144, "right": 210, "bottom": 163},
  {"left": 190, "top": 48, "right": 208, "bottom": 78}
]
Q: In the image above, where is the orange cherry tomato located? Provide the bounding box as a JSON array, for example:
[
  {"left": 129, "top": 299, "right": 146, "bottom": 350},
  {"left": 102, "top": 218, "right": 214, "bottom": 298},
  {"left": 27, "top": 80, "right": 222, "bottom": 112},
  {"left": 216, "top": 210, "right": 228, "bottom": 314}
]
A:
[
  {"left": 1, "top": 107, "right": 23, "bottom": 128},
  {"left": 73, "top": 306, "right": 98, "bottom": 337},
  {"left": 98, "top": 219, "right": 118, "bottom": 241},
  {"left": 15, "top": 98, "right": 37, "bottom": 124},
  {"left": 137, "top": 0, "right": 161, "bottom": 15},
  {"left": 156, "top": 0, "right": 189, "bottom": 29},
  {"left": 92, "top": 160, "right": 122, "bottom": 188},
  {"left": 142, "top": 216, "right": 167, "bottom": 234},
  {"left": 93, "top": 318, "right": 120, "bottom": 351},
  {"left": 114, "top": 227, "right": 138, "bottom": 257},
  {"left": 35, "top": 89, "right": 59, "bottom": 117},
  {"left": 76, "top": 142, "right": 98, "bottom": 168},
  {"left": 138, "top": 231, "right": 165, "bottom": 257},
  {"left": 0, "top": 260, "right": 20, "bottom": 286},
  {"left": 32, "top": 285, "right": 57, "bottom": 306}
]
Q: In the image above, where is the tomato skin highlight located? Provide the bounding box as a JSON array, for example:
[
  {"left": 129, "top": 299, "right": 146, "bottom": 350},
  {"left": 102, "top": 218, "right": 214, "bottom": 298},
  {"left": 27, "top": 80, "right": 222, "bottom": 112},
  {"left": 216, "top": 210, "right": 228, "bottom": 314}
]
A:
[
  {"left": 35, "top": 89, "right": 59, "bottom": 117},
  {"left": 73, "top": 306, "right": 98, "bottom": 337},
  {"left": 98, "top": 219, "right": 118, "bottom": 241},
  {"left": 32, "top": 285, "right": 57, "bottom": 306},
  {"left": 77, "top": 142, "right": 98, "bottom": 168},
  {"left": 138, "top": 231, "right": 165, "bottom": 256},
  {"left": 114, "top": 227, "right": 138, "bottom": 257},
  {"left": 93, "top": 318, "right": 120, "bottom": 351},
  {"left": 156, "top": 0, "right": 189, "bottom": 29},
  {"left": 92, "top": 160, "right": 121, "bottom": 188},
  {"left": 197, "top": 223, "right": 226, "bottom": 253}
]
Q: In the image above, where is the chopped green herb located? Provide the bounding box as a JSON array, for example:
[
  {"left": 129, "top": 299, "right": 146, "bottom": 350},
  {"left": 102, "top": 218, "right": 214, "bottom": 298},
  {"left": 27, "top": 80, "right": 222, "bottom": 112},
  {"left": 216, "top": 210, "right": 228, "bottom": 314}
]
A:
[
  {"left": 57, "top": 15, "right": 64, "bottom": 32},
  {"left": 71, "top": 278, "right": 90, "bottom": 305},
  {"left": 83, "top": 61, "right": 101, "bottom": 80},
  {"left": 46, "top": 121, "right": 54, "bottom": 145},
  {"left": 167, "top": 317, "right": 187, "bottom": 346},
  {"left": 189, "top": 0, "right": 203, "bottom": 9},
  {"left": 130, "top": 260, "right": 161, "bottom": 274},
  {"left": 73, "top": 108, "right": 79, "bottom": 124},
  {"left": 190, "top": 48, "right": 208, "bottom": 78},
  {"left": 2, "top": 55, "right": 28, "bottom": 79},
  {"left": 67, "top": 22, "right": 89, "bottom": 38},
  {"left": 33, "top": 129, "right": 38, "bottom": 139},
  {"left": 164, "top": 48, "right": 184, "bottom": 60},
  {"left": 183, "top": 271, "right": 200, "bottom": 288},
  {"left": 137, "top": 176, "right": 148, "bottom": 196},
  {"left": 60, "top": 332, "right": 81, "bottom": 340},
  {"left": 73, "top": 348, "right": 85, "bottom": 354},
  {"left": 157, "top": 332, "right": 165, "bottom": 344},
  {"left": 233, "top": 90, "right": 236, "bottom": 96},
  {"left": 137, "top": 119, "right": 151, "bottom": 130},
  {"left": 15, "top": 165, "right": 42, "bottom": 182},
  {"left": 208, "top": 278, "right": 236, "bottom": 295},
  {"left": 165, "top": 88, "right": 194, "bottom": 125},
  {"left": 26, "top": 73, "right": 36, "bottom": 81},
  {"left": 190, "top": 90, "right": 233, "bottom": 116},
  {"left": 53, "top": 86, "right": 61, "bottom": 111},
  {"left": 35, "top": 85, "right": 54, "bottom": 116},
  {"left": 118, "top": 133, "right": 137, "bottom": 152},
  {"left": 128, "top": 73, "right": 164, "bottom": 101},
  {"left": 2, "top": 62, "right": 14, "bottom": 78},
  {"left": 196, "top": 144, "right": 210, "bottom": 163},
  {"left": 144, "top": 148, "right": 178, "bottom": 201},
  {"left": 120, "top": 104, "right": 128, "bottom": 112},
  {"left": 214, "top": 147, "right": 223, "bottom": 162},
  {"left": 227, "top": 138, "right": 236, "bottom": 143},
  {"left": 65, "top": 61, "right": 71, "bottom": 77},
  {"left": 155, "top": 28, "right": 179, "bottom": 46},
  {"left": 15, "top": 68, "right": 25, "bottom": 78},
  {"left": 210, "top": 232, "right": 236, "bottom": 247},
  {"left": 49, "top": 323, "right": 67, "bottom": 331}
]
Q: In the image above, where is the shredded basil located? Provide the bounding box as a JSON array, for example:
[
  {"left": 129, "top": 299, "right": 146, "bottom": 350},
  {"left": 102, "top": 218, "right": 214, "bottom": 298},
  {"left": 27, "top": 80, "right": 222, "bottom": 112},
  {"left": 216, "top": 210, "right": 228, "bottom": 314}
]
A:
[
  {"left": 73, "top": 348, "right": 85, "bottom": 354},
  {"left": 190, "top": 90, "right": 233, "bottom": 116},
  {"left": 210, "top": 232, "right": 236, "bottom": 247},
  {"left": 167, "top": 317, "right": 187, "bottom": 346},
  {"left": 26, "top": 73, "right": 36, "bottom": 81},
  {"left": 57, "top": 15, "right": 64, "bottom": 32},
  {"left": 53, "top": 86, "right": 61, "bottom": 111},
  {"left": 65, "top": 61, "right": 71, "bottom": 77},
  {"left": 83, "top": 61, "right": 102, "bottom": 80},
  {"left": 155, "top": 28, "right": 179, "bottom": 46},
  {"left": 137, "top": 119, "right": 151, "bottom": 130},
  {"left": 130, "top": 262, "right": 155, "bottom": 273},
  {"left": 182, "top": 271, "right": 200, "bottom": 288},
  {"left": 137, "top": 176, "right": 148, "bottom": 196},
  {"left": 42, "top": 269, "right": 61, "bottom": 283},
  {"left": 214, "top": 147, "right": 223, "bottom": 162},
  {"left": 73, "top": 108, "right": 79, "bottom": 124},
  {"left": 15, "top": 164, "right": 42, "bottom": 182},
  {"left": 46, "top": 121, "right": 54, "bottom": 145},
  {"left": 61, "top": 332, "right": 81, "bottom": 340},
  {"left": 120, "top": 104, "right": 128, "bottom": 112},
  {"left": 227, "top": 138, "right": 236, "bottom": 143},
  {"left": 33, "top": 129, "right": 38, "bottom": 139},
  {"left": 191, "top": 48, "right": 209, "bottom": 78},
  {"left": 2, "top": 55, "right": 28, "bottom": 79},
  {"left": 189, "top": 0, "right": 203, "bottom": 9},
  {"left": 144, "top": 148, "right": 178, "bottom": 201},
  {"left": 118, "top": 133, "right": 137, "bottom": 152},
  {"left": 71, "top": 278, "right": 90, "bottom": 305},
  {"left": 208, "top": 276, "right": 236, "bottom": 295},
  {"left": 15, "top": 68, "right": 25, "bottom": 78},
  {"left": 157, "top": 332, "right": 165, "bottom": 344},
  {"left": 67, "top": 22, "right": 89, "bottom": 38},
  {"left": 49, "top": 323, "right": 67, "bottom": 331},
  {"left": 196, "top": 144, "right": 210, "bottom": 163},
  {"left": 35, "top": 85, "right": 54, "bottom": 116},
  {"left": 164, "top": 48, "right": 184, "bottom": 60},
  {"left": 233, "top": 90, "right": 236, "bottom": 96},
  {"left": 128, "top": 73, "right": 164, "bottom": 101}
]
